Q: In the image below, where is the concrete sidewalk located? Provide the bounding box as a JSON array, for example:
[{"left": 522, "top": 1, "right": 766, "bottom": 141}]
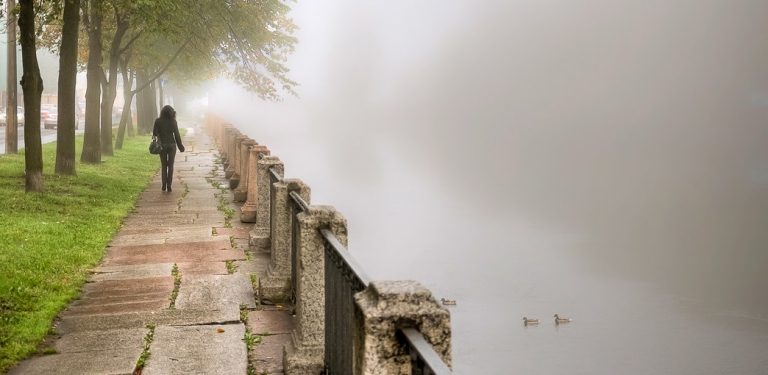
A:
[{"left": 10, "top": 127, "right": 293, "bottom": 374}]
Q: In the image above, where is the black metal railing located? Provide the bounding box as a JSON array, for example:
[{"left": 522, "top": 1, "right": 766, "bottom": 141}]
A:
[
  {"left": 321, "top": 228, "right": 371, "bottom": 375},
  {"left": 399, "top": 328, "right": 453, "bottom": 375}
]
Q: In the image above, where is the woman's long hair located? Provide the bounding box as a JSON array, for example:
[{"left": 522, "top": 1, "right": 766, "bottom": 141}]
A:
[{"left": 160, "top": 105, "right": 176, "bottom": 121}]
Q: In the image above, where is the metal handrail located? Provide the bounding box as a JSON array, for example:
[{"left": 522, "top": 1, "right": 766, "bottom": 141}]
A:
[
  {"left": 289, "top": 191, "right": 310, "bottom": 212},
  {"left": 399, "top": 328, "right": 453, "bottom": 374},
  {"left": 320, "top": 228, "right": 371, "bottom": 287}
]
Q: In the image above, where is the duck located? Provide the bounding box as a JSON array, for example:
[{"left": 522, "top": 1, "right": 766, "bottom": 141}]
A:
[
  {"left": 554, "top": 314, "right": 572, "bottom": 324},
  {"left": 523, "top": 317, "right": 539, "bottom": 326},
  {"left": 440, "top": 298, "right": 457, "bottom": 306}
]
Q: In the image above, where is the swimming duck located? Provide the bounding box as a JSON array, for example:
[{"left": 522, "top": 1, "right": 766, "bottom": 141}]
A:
[
  {"left": 440, "top": 298, "right": 457, "bottom": 306},
  {"left": 554, "top": 314, "right": 572, "bottom": 324},
  {"left": 523, "top": 317, "right": 539, "bottom": 325}
]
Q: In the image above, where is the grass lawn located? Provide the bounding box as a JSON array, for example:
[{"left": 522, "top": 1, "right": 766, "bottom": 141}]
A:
[{"left": 0, "top": 134, "right": 158, "bottom": 372}]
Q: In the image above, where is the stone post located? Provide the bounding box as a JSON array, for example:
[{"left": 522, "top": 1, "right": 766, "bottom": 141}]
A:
[
  {"left": 353, "top": 281, "right": 452, "bottom": 374},
  {"left": 248, "top": 156, "right": 284, "bottom": 252},
  {"left": 240, "top": 145, "right": 271, "bottom": 223},
  {"left": 259, "top": 179, "right": 311, "bottom": 302},
  {"left": 229, "top": 135, "right": 248, "bottom": 189},
  {"left": 284, "top": 206, "right": 347, "bottom": 375},
  {"left": 220, "top": 124, "right": 233, "bottom": 159},
  {"left": 224, "top": 128, "right": 240, "bottom": 176},
  {"left": 234, "top": 139, "right": 257, "bottom": 202}
]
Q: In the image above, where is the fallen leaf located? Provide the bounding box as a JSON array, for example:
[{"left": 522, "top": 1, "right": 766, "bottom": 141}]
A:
[{"left": 217, "top": 328, "right": 225, "bottom": 333}]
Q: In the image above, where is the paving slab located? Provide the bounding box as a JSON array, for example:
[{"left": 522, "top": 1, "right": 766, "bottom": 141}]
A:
[
  {"left": 247, "top": 310, "right": 294, "bottom": 335},
  {"left": 80, "top": 276, "right": 174, "bottom": 298},
  {"left": 58, "top": 305, "right": 241, "bottom": 334},
  {"left": 65, "top": 299, "right": 170, "bottom": 317},
  {"left": 249, "top": 333, "right": 292, "bottom": 374},
  {"left": 104, "top": 248, "right": 245, "bottom": 266},
  {"left": 112, "top": 227, "right": 212, "bottom": 245},
  {"left": 176, "top": 273, "right": 257, "bottom": 309},
  {"left": 235, "top": 258, "right": 268, "bottom": 277},
  {"left": 90, "top": 263, "right": 174, "bottom": 281},
  {"left": 8, "top": 349, "right": 142, "bottom": 375},
  {"left": 143, "top": 324, "right": 247, "bottom": 375},
  {"left": 177, "top": 261, "right": 229, "bottom": 275},
  {"left": 54, "top": 327, "right": 147, "bottom": 353},
  {"left": 70, "top": 291, "right": 171, "bottom": 307},
  {"left": 213, "top": 227, "right": 251, "bottom": 239},
  {"left": 108, "top": 238, "right": 232, "bottom": 255}
]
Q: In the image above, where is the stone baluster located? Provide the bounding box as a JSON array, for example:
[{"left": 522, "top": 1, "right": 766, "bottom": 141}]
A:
[
  {"left": 353, "top": 281, "right": 452, "bottom": 374},
  {"left": 240, "top": 145, "right": 270, "bottom": 223},
  {"left": 224, "top": 130, "right": 241, "bottom": 179},
  {"left": 220, "top": 124, "right": 233, "bottom": 159},
  {"left": 233, "top": 139, "right": 257, "bottom": 202},
  {"left": 259, "top": 179, "right": 310, "bottom": 302},
  {"left": 248, "top": 156, "right": 283, "bottom": 252},
  {"left": 221, "top": 126, "right": 233, "bottom": 165},
  {"left": 284, "top": 206, "right": 347, "bottom": 374},
  {"left": 223, "top": 127, "right": 237, "bottom": 174},
  {"left": 229, "top": 135, "right": 249, "bottom": 189}
]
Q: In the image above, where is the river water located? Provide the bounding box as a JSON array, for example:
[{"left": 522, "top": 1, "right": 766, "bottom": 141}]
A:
[{"left": 202, "top": 1, "right": 768, "bottom": 373}]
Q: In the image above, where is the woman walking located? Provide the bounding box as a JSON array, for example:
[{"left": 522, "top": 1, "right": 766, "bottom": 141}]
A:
[{"left": 153, "top": 105, "right": 185, "bottom": 192}]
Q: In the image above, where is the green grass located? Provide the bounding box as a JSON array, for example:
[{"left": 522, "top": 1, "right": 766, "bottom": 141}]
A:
[
  {"left": 225, "top": 260, "right": 237, "bottom": 274},
  {"left": 134, "top": 323, "right": 156, "bottom": 372},
  {"left": 169, "top": 263, "right": 181, "bottom": 309},
  {"left": 0, "top": 134, "right": 157, "bottom": 372}
]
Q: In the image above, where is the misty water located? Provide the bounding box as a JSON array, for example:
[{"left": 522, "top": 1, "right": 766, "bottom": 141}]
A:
[{"left": 197, "top": 1, "right": 768, "bottom": 373}]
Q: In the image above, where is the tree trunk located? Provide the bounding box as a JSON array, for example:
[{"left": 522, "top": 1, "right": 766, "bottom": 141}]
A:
[
  {"left": 149, "top": 79, "right": 158, "bottom": 121},
  {"left": 18, "top": 0, "right": 43, "bottom": 192},
  {"left": 158, "top": 78, "right": 164, "bottom": 108},
  {"left": 5, "top": 0, "right": 18, "bottom": 154},
  {"left": 115, "top": 66, "right": 134, "bottom": 149},
  {"left": 135, "top": 69, "right": 149, "bottom": 134},
  {"left": 99, "top": 70, "right": 112, "bottom": 155},
  {"left": 80, "top": 0, "right": 102, "bottom": 163},
  {"left": 55, "top": 0, "right": 80, "bottom": 175},
  {"left": 99, "top": 15, "right": 127, "bottom": 156},
  {"left": 127, "top": 71, "right": 135, "bottom": 137}
]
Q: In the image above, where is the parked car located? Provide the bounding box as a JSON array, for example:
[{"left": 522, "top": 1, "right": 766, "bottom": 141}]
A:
[
  {"left": 42, "top": 105, "right": 80, "bottom": 130},
  {"left": 0, "top": 106, "right": 25, "bottom": 126},
  {"left": 42, "top": 105, "right": 57, "bottom": 129}
]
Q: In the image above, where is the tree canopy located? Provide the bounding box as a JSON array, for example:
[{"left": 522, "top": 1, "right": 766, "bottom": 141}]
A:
[{"left": 37, "top": 0, "right": 297, "bottom": 99}]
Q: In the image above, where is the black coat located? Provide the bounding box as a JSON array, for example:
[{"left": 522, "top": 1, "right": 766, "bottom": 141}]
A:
[{"left": 152, "top": 117, "right": 184, "bottom": 149}]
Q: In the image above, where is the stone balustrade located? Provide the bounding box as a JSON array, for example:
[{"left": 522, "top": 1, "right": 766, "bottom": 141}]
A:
[
  {"left": 260, "top": 178, "right": 310, "bottom": 302},
  {"left": 224, "top": 127, "right": 240, "bottom": 178},
  {"left": 240, "top": 145, "right": 270, "bottom": 223},
  {"left": 204, "top": 117, "right": 453, "bottom": 375},
  {"left": 229, "top": 134, "right": 249, "bottom": 189},
  {"left": 234, "top": 138, "right": 257, "bottom": 201}
]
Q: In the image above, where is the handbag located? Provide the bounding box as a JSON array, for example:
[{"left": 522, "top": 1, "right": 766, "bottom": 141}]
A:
[{"left": 149, "top": 136, "right": 163, "bottom": 154}]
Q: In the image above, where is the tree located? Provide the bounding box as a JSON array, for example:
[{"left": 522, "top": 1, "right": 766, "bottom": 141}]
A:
[
  {"left": 18, "top": 0, "right": 44, "bottom": 192},
  {"left": 5, "top": 0, "right": 19, "bottom": 155},
  {"left": 98, "top": 2, "right": 131, "bottom": 155},
  {"left": 55, "top": 0, "right": 80, "bottom": 175},
  {"left": 80, "top": 0, "right": 102, "bottom": 163},
  {"left": 41, "top": 0, "right": 299, "bottom": 159},
  {"left": 114, "top": 55, "right": 134, "bottom": 149}
]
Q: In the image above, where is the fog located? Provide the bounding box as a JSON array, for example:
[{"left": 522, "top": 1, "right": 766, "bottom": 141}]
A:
[{"left": 201, "top": 1, "right": 768, "bottom": 373}]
